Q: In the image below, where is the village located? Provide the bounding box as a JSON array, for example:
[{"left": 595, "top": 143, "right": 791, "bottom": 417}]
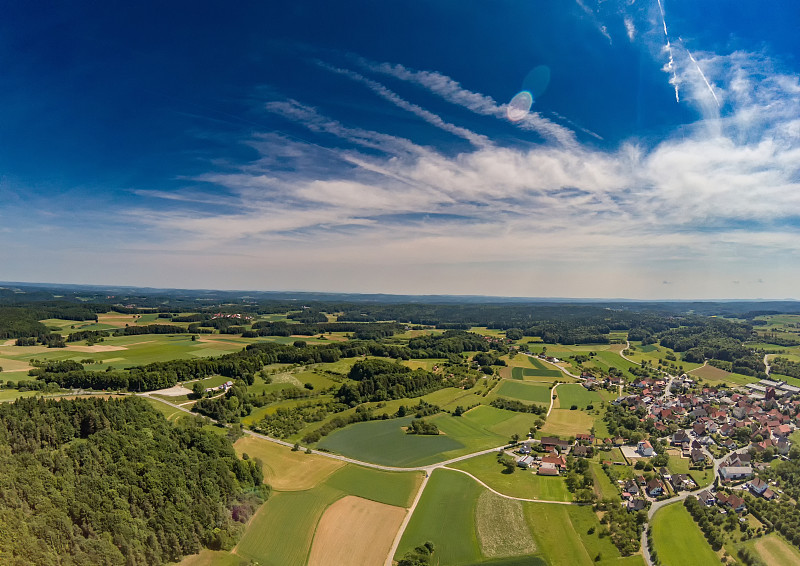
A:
[{"left": 509, "top": 367, "right": 799, "bottom": 520}]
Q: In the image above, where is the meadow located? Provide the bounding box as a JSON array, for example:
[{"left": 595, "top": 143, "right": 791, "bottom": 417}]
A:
[
  {"left": 448, "top": 453, "right": 573, "bottom": 501},
  {"left": 650, "top": 503, "right": 721, "bottom": 566},
  {"left": 540, "top": 408, "right": 594, "bottom": 436},
  {"left": 495, "top": 380, "right": 551, "bottom": 404},
  {"left": 743, "top": 533, "right": 800, "bottom": 566},
  {"left": 554, "top": 383, "right": 601, "bottom": 409}
]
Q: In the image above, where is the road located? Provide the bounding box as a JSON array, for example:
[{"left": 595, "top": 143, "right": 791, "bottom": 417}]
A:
[{"left": 764, "top": 353, "right": 771, "bottom": 376}]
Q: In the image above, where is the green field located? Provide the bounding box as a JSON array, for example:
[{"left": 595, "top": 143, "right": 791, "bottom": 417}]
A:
[
  {"left": 317, "top": 416, "right": 465, "bottom": 467},
  {"left": 667, "top": 453, "right": 714, "bottom": 488},
  {"left": 396, "top": 469, "right": 484, "bottom": 565},
  {"left": 323, "top": 465, "right": 422, "bottom": 507},
  {"left": 590, "top": 462, "right": 619, "bottom": 500},
  {"left": 511, "top": 366, "right": 562, "bottom": 379},
  {"left": 234, "top": 484, "right": 341, "bottom": 566},
  {"left": 495, "top": 380, "right": 552, "bottom": 404},
  {"left": 554, "top": 384, "right": 601, "bottom": 409},
  {"left": 651, "top": 503, "right": 721, "bottom": 566},
  {"left": 449, "top": 454, "right": 573, "bottom": 501}
]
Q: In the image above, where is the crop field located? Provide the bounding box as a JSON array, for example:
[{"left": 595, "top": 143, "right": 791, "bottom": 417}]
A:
[
  {"left": 651, "top": 503, "right": 720, "bottom": 566},
  {"left": 233, "top": 436, "right": 345, "bottom": 491},
  {"left": 540, "top": 409, "right": 594, "bottom": 436},
  {"left": 396, "top": 468, "right": 484, "bottom": 565},
  {"left": 475, "top": 490, "right": 536, "bottom": 558},
  {"left": 234, "top": 484, "right": 342, "bottom": 566},
  {"left": 179, "top": 550, "right": 249, "bottom": 566},
  {"left": 747, "top": 533, "right": 800, "bottom": 566},
  {"left": 495, "top": 380, "right": 551, "bottom": 404},
  {"left": 461, "top": 406, "right": 541, "bottom": 440},
  {"left": 317, "top": 416, "right": 465, "bottom": 467},
  {"left": 511, "top": 366, "right": 562, "bottom": 379},
  {"left": 449, "top": 454, "right": 572, "bottom": 501},
  {"left": 688, "top": 364, "right": 756, "bottom": 385},
  {"left": 323, "top": 465, "right": 422, "bottom": 507},
  {"left": 306, "top": 496, "right": 405, "bottom": 566},
  {"left": 554, "top": 384, "right": 601, "bottom": 409}
]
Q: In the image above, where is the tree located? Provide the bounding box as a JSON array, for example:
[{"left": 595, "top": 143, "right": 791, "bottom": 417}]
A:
[
  {"left": 191, "top": 382, "right": 204, "bottom": 399},
  {"left": 497, "top": 453, "right": 516, "bottom": 474}
]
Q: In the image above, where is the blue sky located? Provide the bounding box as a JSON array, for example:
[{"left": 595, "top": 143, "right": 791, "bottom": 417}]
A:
[{"left": 1, "top": 1, "right": 799, "bottom": 299}]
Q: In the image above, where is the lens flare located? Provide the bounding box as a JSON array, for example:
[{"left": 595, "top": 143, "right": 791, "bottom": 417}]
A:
[{"left": 506, "top": 91, "right": 533, "bottom": 122}]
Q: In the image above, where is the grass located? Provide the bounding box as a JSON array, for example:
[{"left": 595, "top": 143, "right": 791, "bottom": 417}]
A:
[
  {"left": 496, "top": 380, "right": 551, "bottom": 404},
  {"left": 523, "top": 503, "right": 592, "bottom": 565},
  {"left": 323, "top": 465, "right": 423, "bottom": 507},
  {"left": 449, "top": 453, "right": 573, "bottom": 501},
  {"left": 746, "top": 533, "right": 800, "bottom": 566},
  {"left": 667, "top": 453, "right": 714, "bottom": 488},
  {"left": 554, "top": 383, "right": 602, "bottom": 409},
  {"left": 650, "top": 503, "right": 721, "bottom": 566},
  {"left": 590, "top": 461, "right": 619, "bottom": 500},
  {"left": 144, "top": 397, "right": 186, "bottom": 420},
  {"left": 475, "top": 490, "right": 536, "bottom": 558},
  {"left": 177, "top": 550, "right": 249, "bottom": 566},
  {"left": 317, "top": 415, "right": 465, "bottom": 467},
  {"left": 541, "top": 409, "right": 594, "bottom": 437},
  {"left": 234, "top": 484, "right": 341, "bottom": 566},
  {"left": 396, "top": 468, "right": 484, "bottom": 565}
]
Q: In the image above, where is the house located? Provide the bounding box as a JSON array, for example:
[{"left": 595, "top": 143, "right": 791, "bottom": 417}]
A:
[
  {"left": 541, "top": 455, "right": 567, "bottom": 470},
  {"left": 672, "top": 429, "right": 690, "bottom": 445},
  {"left": 540, "top": 437, "right": 571, "bottom": 452},
  {"left": 719, "top": 466, "right": 754, "bottom": 481},
  {"left": 637, "top": 440, "right": 655, "bottom": 457},
  {"left": 697, "top": 490, "right": 716, "bottom": 506},
  {"left": 671, "top": 474, "right": 696, "bottom": 492},
  {"left": 538, "top": 463, "right": 560, "bottom": 476},
  {"left": 717, "top": 492, "right": 747, "bottom": 513},
  {"left": 572, "top": 445, "right": 592, "bottom": 458},
  {"left": 576, "top": 433, "right": 594, "bottom": 444},
  {"left": 627, "top": 499, "right": 647, "bottom": 512},
  {"left": 517, "top": 455, "right": 535, "bottom": 469},
  {"left": 691, "top": 449, "right": 707, "bottom": 465},
  {"left": 624, "top": 479, "right": 639, "bottom": 495},
  {"left": 748, "top": 477, "right": 769, "bottom": 495},
  {"left": 646, "top": 479, "right": 664, "bottom": 497}
]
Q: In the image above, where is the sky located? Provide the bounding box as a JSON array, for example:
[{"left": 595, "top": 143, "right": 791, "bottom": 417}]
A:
[{"left": 1, "top": 1, "right": 799, "bottom": 299}]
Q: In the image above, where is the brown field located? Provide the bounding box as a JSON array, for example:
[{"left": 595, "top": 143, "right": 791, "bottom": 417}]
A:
[
  {"left": 753, "top": 534, "right": 800, "bottom": 566},
  {"left": 0, "top": 358, "right": 34, "bottom": 372},
  {"left": 306, "top": 496, "right": 406, "bottom": 566},
  {"left": 689, "top": 363, "right": 731, "bottom": 381},
  {"left": 178, "top": 550, "right": 247, "bottom": 566},
  {"left": 234, "top": 436, "right": 345, "bottom": 491},
  {"left": 67, "top": 344, "right": 128, "bottom": 353},
  {"left": 540, "top": 409, "right": 594, "bottom": 436}
]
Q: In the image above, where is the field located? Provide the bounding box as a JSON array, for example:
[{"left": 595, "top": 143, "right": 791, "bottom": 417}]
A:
[
  {"left": 323, "top": 464, "right": 423, "bottom": 507},
  {"left": 233, "top": 436, "right": 345, "bottom": 490},
  {"left": 306, "top": 496, "right": 405, "bottom": 566},
  {"left": 650, "top": 503, "right": 721, "bottom": 566},
  {"left": 496, "top": 380, "right": 551, "bottom": 404},
  {"left": 395, "top": 469, "right": 484, "bottom": 564},
  {"left": 554, "top": 384, "right": 601, "bottom": 409},
  {"left": 523, "top": 503, "right": 641, "bottom": 566},
  {"left": 317, "top": 415, "right": 465, "bottom": 467},
  {"left": 511, "top": 366, "right": 562, "bottom": 379},
  {"left": 475, "top": 490, "right": 536, "bottom": 558},
  {"left": 234, "top": 485, "right": 341, "bottom": 566},
  {"left": 747, "top": 533, "right": 800, "bottom": 566},
  {"left": 540, "top": 409, "right": 594, "bottom": 436},
  {"left": 590, "top": 461, "right": 619, "bottom": 499},
  {"left": 449, "top": 454, "right": 572, "bottom": 501}
]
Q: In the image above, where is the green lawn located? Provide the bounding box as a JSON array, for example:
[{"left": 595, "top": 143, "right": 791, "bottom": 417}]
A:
[
  {"left": 651, "top": 503, "right": 721, "bottom": 566},
  {"left": 396, "top": 469, "right": 484, "bottom": 565},
  {"left": 449, "top": 453, "right": 573, "bottom": 502},
  {"left": 323, "top": 465, "right": 422, "bottom": 507},
  {"left": 495, "top": 380, "right": 551, "bottom": 404},
  {"left": 667, "top": 455, "right": 714, "bottom": 488},
  {"left": 317, "top": 416, "right": 465, "bottom": 467},
  {"left": 555, "top": 384, "right": 602, "bottom": 409}
]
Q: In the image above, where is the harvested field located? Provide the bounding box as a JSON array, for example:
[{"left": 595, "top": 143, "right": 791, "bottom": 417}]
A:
[
  {"left": 66, "top": 344, "right": 128, "bottom": 353},
  {"left": 306, "top": 496, "right": 405, "bottom": 566},
  {"left": 475, "top": 490, "right": 535, "bottom": 558},
  {"left": 689, "top": 363, "right": 732, "bottom": 381},
  {"left": 540, "top": 409, "right": 594, "bottom": 436},
  {"left": 234, "top": 436, "right": 345, "bottom": 490},
  {"left": 751, "top": 533, "right": 800, "bottom": 566}
]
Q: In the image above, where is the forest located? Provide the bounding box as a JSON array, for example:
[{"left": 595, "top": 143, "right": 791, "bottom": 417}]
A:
[{"left": 0, "top": 397, "right": 266, "bottom": 565}]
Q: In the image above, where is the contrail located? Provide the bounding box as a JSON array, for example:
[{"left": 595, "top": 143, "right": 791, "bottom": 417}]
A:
[
  {"left": 656, "top": 0, "right": 679, "bottom": 102},
  {"left": 684, "top": 45, "right": 720, "bottom": 108}
]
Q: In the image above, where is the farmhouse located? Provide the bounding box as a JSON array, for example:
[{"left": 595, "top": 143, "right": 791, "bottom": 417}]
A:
[{"left": 540, "top": 437, "right": 571, "bottom": 452}]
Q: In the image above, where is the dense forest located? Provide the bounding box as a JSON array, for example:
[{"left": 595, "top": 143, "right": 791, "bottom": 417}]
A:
[{"left": 0, "top": 397, "right": 266, "bottom": 565}]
